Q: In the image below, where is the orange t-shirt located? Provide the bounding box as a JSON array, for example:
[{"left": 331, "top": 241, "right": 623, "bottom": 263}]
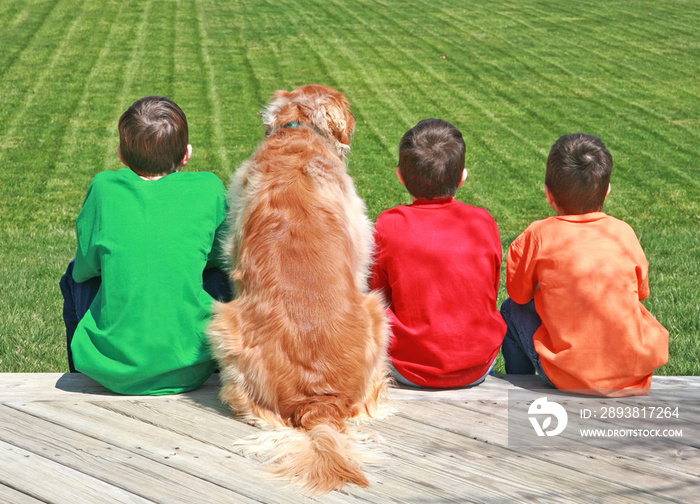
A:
[{"left": 507, "top": 212, "right": 668, "bottom": 396}]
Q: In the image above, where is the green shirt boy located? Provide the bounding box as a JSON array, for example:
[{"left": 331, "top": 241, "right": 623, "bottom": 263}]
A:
[{"left": 61, "top": 96, "right": 230, "bottom": 395}]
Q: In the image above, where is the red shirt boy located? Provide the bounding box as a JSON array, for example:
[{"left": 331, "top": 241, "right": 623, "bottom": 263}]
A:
[{"left": 370, "top": 119, "right": 506, "bottom": 388}]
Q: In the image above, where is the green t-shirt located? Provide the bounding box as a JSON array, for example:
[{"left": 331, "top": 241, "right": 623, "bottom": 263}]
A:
[{"left": 71, "top": 168, "right": 229, "bottom": 395}]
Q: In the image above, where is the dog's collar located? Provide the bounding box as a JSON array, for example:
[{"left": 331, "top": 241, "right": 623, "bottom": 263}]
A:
[{"left": 283, "top": 121, "right": 323, "bottom": 137}]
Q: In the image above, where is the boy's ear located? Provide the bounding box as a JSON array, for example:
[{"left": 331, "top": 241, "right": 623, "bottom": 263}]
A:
[
  {"left": 396, "top": 166, "right": 406, "bottom": 187},
  {"left": 544, "top": 184, "right": 559, "bottom": 212},
  {"left": 180, "top": 144, "right": 193, "bottom": 167},
  {"left": 545, "top": 184, "right": 553, "bottom": 205},
  {"left": 605, "top": 183, "right": 611, "bottom": 198},
  {"left": 457, "top": 169, "right": 468, "bottom": 188},
  {"left": 117, "top": 146, "right": 129, "bottom": 167}
]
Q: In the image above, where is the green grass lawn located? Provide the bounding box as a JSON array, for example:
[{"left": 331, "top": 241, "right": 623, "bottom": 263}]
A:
[{"left": 1, "top": 0, "right": 698, "bottom": 374}]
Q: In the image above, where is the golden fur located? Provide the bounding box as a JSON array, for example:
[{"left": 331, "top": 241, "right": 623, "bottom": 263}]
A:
[{"left": 208, "top": 85, "right": 391, "bottom": 495}]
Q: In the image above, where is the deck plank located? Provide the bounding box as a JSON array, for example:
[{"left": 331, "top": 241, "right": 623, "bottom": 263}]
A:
[
  {"left": 0, "top": 439, "right": 152, "bottom": 504},
  {"left": 382, "top": 409, "right": 696, "bottom": 503},
  {"left": 0, "top": 373, "right": 697, "bottom": 503},
  {"left": 395, "top": 396, "right": 699, "bottom": 500},
  {"left": 0, "top": 406, "right": 257, "bottom": 503},
  {"left": 0, "top": 482, "right": 45, "bottom": 504},
  {"left": 4, "top": 400, "right": 320, "bottom": 504}
]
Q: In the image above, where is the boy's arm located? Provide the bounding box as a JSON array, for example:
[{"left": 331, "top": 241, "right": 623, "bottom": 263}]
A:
[
  {"left": 206, "top": 180, "right": 230, "bottom": 270},
  {"left": 506, "top": 228, "right": 539, "bottom": 304},
  {"left": 207, "top": 220, "right": 228, "bottom": 270},
  {"left": 369, "top": 261, "right": 391, "bottom": 300},
  {"left": 73, "top": 181, "right": 102, "bottom": 282},
  {"left": 637, "top": 265, "right": 650, "bottom": 301},
  {"left": 492, "top": 222, "right": 504, "bottom": 297},
  {"left": 633, "top": 239, "right": 651, "bottom": 301},
  {"left": 368, "top": 226, "right": 392, "bottom": 302}
]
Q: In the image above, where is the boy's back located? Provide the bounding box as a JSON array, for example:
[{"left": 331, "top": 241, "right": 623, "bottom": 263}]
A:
[
  {"left": 371, "top": 119, "right": 506, "bottom": 389},
  {"left": 372, "top": 197, "right": 506, "bottom": 388},
  {"left": 507, "top": 212, "right": 668, "bottom": 392},
  {"left": 70, "top": 168, "right": 228, "bottom": 395},
  {"left": 501, "top": 133, "right": 668, "bottom": 396}
]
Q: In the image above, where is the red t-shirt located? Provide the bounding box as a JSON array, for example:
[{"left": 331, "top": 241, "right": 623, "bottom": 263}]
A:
[
  {"left": 370, "top": 197, "right": 506, "bottom": 388},
  {"left": 507, "top": 213, "right": 669, "bottom": 395}
]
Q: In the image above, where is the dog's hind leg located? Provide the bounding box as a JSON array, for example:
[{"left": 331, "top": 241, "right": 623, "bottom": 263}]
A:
[
  {"left": 351, "top": 292, "right": 393, "bottom": 421},
  {"left": 208, "top": 300, "right": 290, "bottom": 428},
  {"left": 207, "top": 301, "right": 256, "bottom": 419}
]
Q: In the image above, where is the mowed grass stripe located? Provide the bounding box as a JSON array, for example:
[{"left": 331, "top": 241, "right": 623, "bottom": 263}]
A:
[
  {"left": 336, "top": 0, "right": 562, "bottom": 221},
  {"left": 237, "top": 0, "right": 289, "bottom": 93},
  {"left": 173, "top": 0, "right": 221, "bottom": 174},
  {"left": 563, "top": 1, "right": 700, "bottom": 82},
  {"left": 195, "top": 1, "right": 266, "bottom": 170},
  {"left": 588, "top": 0, "right": 699, "bottom": 41},
  {"left": 113, "top": 1, "right": 156, "bottom": 113},
  {"left": 517, "top": 0, "right": 700, "bottom": 124},
  {"left": 192, "top": 0, "right": 277, "bottom": 174},
  {"left": 1, "top": 1, "right": 120, "bottom": 227},
  {"left": 485, "top": 3, "right": 700, "bottom": 162},
  {"left": 472, "top": 4, "right": 700, "bottom": 146},
  {"left": 476, "top": 0, "right": 700, "bottom": 123},
  {"left": 246, "top": 0, "right": 342, "bottom": 92},
  {"left": 122, "top": 2, "right": 177, "bottom": 99},
  {"left": 300, "top": 0, "right": 551, "bottom": 218},
  {"left": 189, "top": 0, "right": 230, "bottom": 174},
  {"left": 299, "top": 0, "right": 425, "bottom": 133},
  {"left": 337, "top": 0, "right": 546, "bottom": 148},
  {"left": 218, "top": 0, "right": 276, "bottom": 107},
  {"left": 287, "top": 0, "right": 430, "bottom": 211},
  {"left": 0, "top": 1, "right": 81, "bottom": 164},
  {"left": 46, "top": 0, "right": 140, "bottom": 227},
  {"left": 359, "top": 0, "right": 561, "bottom": 153},
  {"left": 435, "top": 2, "right": 700, "bottom": 225},
  {"left": 0, "top": 0, "right": 59, "bottom": 78},
  {"left": 461, "top": 3, "right": 700, "bottom": 205},
  {"left": 404, "top": 2, "right": 576, "bottom": 139}
]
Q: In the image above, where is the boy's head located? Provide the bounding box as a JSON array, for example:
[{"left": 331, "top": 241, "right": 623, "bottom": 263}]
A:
[
  {"left": 545, "top": 133, "right": 613, "bottom": 215},
  {"left": 397, "top": 119, "right": 467, "bottom": 200},
  {"left": 118, "top": 96, "right": 190, "bottom": 177}
]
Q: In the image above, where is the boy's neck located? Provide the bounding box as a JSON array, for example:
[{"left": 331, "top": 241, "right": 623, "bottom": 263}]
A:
[
  {"left": 139, "top": 174, "right": 166, "bottom": 181},
  {"left": 132, "top": 168, "right": 178, "bottom": 181},
  {"left": 412, "top": 195, "right": 455, "bottom": 203}
]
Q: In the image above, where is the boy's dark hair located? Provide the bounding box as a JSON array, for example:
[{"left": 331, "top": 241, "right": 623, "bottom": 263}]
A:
[
  {"left": 398, "top": 119, "right": 466, "bottom": 200},
  {"left": 545, "top": 133, "right": 613, "bottom": 215},
  {"left": 118, "top": 96, "right": 189, "bottom": 176}
]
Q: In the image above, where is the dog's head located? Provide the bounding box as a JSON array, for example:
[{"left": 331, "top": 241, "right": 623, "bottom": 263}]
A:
[{"left": 262, "top": 84, "right": 355, "bottom": 158}]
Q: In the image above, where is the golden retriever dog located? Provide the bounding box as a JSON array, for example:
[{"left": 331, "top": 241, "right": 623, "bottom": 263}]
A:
[{"left": 207, "top": 84, "right": 391, "bottom": 495}]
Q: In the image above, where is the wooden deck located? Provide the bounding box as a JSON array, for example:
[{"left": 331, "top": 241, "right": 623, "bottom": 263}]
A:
[{"left": 0, "top": 373, "right": 697, "bottom": 503}]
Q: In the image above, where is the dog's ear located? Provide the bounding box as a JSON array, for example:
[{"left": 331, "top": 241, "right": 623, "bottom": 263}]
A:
[
  {"left": 324, "top": 93, "right": 355, "bottom": 153},
  {"left": 262, "top": 90, "right": 292, "bottom": 137}
]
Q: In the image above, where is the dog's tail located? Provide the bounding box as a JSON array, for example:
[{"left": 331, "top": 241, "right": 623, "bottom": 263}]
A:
[{"left": 236, "top": 400, "right": 372, "bottom": 495}]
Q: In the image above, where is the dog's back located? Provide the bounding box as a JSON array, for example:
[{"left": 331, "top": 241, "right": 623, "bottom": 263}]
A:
[
  {"left": 229, "top": 127, "right": 384, "bottom": 418},
  {"left": 208, "top": 85, "right": 390, "bottom": 495}
]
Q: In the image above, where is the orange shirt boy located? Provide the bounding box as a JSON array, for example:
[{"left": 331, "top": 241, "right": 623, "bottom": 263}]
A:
[{"left": 501, "top": 133, "right": 668, "bottom": 396}]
